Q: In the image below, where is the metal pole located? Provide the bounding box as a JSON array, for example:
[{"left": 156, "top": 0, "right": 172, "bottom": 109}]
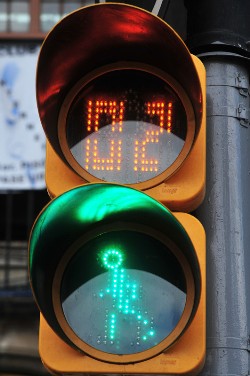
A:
[
  {"left": 185, "top": 1, "right": 250, "bottom": 374},
  {"left": 196, "top": 57, "right": 250, "bottom": 374}
]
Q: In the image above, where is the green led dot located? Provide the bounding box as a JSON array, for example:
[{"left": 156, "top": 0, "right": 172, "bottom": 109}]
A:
[
  {"left": 143, "top": 336, "right": 147, "bottom": 341},
  {"left": 100, "top": 249, "right": 124, "bottom": 270},
  {"left": 149, "top": 330, "right": 155, "bottom": 336},
  {"left": 137, "top": 315, "right": 142, "bottom": 320}
]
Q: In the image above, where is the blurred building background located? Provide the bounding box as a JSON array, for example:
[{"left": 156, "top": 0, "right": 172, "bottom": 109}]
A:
[{"left": 0, "top": 1, "right": 186, "bottom": 375}]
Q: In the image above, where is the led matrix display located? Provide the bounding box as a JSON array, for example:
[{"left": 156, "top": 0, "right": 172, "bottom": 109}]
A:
[
  {"left": 66, "top": 69, "right": 187, "bottom": 185},
  {"left": 86, "top": 100, "right": 172, "bottom": 133},
  {"left": 85, "top": 100, "right": 173, "bottom": 174}
]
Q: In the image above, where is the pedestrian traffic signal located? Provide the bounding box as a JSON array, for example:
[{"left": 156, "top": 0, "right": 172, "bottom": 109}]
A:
[{"left": 29, "top": 2, "right": 206, "bottom": 375}]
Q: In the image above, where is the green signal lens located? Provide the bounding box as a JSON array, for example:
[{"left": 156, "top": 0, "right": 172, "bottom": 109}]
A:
[
  {"left": 29, "top": 183, "right": 201, "bottom": 362},
  {"left": 61, "top": 230, "right": 187, "bottom": 355}
]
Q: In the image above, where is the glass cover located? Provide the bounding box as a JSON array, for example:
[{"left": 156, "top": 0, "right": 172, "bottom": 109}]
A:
[
  {"left": 66, "top": 69, "right": 187, "bottom": 184},
  {"left": 61, "top": 230, "right": 187, "bottom": 355}
]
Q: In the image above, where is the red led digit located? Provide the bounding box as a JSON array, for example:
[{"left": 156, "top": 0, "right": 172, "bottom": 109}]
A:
[
  {"left": 87, "top": 99, "right": 123, "bottom": 131},
  {"left": 87, "top": 100, "right": 92, "bottom": 131},
  {"left": 85, "top": 100, "right": 125, "bottom": 171},
  {"left": 146, "top": 101, "right": 165, "bottom": 131},
  {"left": 167, "top": 102, "right": 173, "bottom": 133},
  {"left": 145, "top": 101, "right": 173, "bottom": 133}
]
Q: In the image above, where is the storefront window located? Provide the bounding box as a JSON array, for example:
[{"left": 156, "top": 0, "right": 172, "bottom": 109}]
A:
[
  {"left": 0, "top": 0, "right": 30, "bottom": 32},
  {"left": 0, "top": 0, "right": 96, "bottom": 38},
  {"left": 40, "top": 1, "right": 60, "bottom": 32},
  {"left": 0, "top": 2, "right": 8, "bottom": 32},
  {"left": 63, "top": 1, "right": 82, "bottom": 17},
  {"left": 40, "top": 1, "right": 95, "bottom": 33},
  {"left": 10, "top": 1, "right": 30, "bottom": 32}
]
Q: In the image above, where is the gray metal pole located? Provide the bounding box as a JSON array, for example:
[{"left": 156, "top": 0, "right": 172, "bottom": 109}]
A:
[{"left": 196, "top": 57, "right": 250, "bottom": 375}]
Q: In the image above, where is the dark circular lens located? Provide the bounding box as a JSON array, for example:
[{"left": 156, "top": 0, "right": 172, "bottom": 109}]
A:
[
  {"left": 66, "top": 69, "right": 187, "bottom": 184},
  {"left": 61, "top": 231, "right": 187, "bottom": 355}
]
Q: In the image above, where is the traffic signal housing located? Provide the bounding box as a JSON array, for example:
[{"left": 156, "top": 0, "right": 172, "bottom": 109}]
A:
[
  {"left": 36, "top": 2, "right": 206, "bottom": 212},
  {"left": 29, "top": 3, "right": 206, "bottom": 375},
  {"left": 29, "top": 183, "right": 205, "bottom": 374}
]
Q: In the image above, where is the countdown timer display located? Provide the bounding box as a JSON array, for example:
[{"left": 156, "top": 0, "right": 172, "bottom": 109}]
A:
[{"left": 64, "top": 69, "right": 192, "bottom": 185}]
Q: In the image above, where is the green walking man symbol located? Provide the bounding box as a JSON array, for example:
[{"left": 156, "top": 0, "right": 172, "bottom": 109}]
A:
[{"left": 98, "top": 249, "right": 155, "bottom": 347}]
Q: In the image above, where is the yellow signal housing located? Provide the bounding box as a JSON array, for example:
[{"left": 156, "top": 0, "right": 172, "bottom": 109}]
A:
[
  {"left": 38, "top": 212, "right": 205, "bottom": 375},
  {"left": 30, "top": 4, "right": 207, "bottom": 376}
]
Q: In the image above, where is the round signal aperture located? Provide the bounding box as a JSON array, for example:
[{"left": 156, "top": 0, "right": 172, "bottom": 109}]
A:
[
  {"left": 60, "top": 230, "right": 187, "bottom": 357},
  {"left": 65, "top": 69, "right": 191, "bottom": 186}
]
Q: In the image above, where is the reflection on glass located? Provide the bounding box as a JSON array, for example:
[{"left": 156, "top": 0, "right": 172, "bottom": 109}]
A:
[
  {"left": 61, "top": 231, "right": 187, "bottom": 355},
  {"left": 10, "top": 1, "right": 30, "bottom": 32}
]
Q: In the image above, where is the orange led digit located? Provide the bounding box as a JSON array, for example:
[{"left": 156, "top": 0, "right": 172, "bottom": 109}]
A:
[
  {"left": 146, "top": 101, "right": 165, "bottom": 130},
  {"left": 84, "top": 99, "right": 125, "bottom": 172},
  {"left": 87, "top": 100, "right": 124, "bottom": 132},
  {"left": 135, "top": 130, "right": 159, "bottom": 173},
  {"left": 85, "top": 137, "right": 123, "bottom": 172},
  {"left": 145, "top": 101, "right": 174, "bottom": 132},
  {"left": 167, "top": 102, "right": 173, "bottom": 133}
]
